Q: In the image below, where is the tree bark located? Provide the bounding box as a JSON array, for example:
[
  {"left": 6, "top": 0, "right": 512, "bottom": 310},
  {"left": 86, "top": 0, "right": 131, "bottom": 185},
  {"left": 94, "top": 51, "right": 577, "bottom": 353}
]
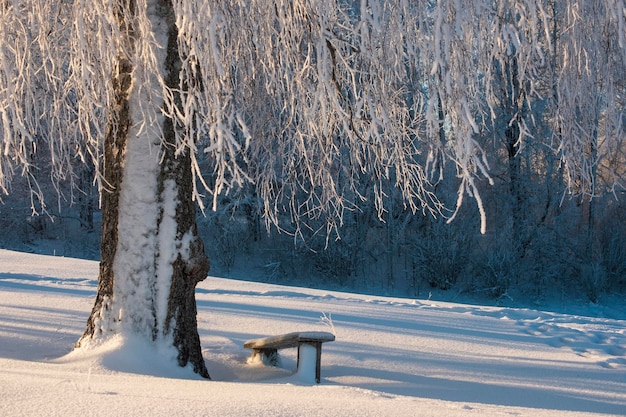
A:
[
  {"left": 159, "top": 0, "right": 210, "bottom": 377},
  {"left": 77, "top": 0, "right": 210, "bottom": 379},
  {"left": 77, "top": 4, "right": 133, "bottom": 341}
]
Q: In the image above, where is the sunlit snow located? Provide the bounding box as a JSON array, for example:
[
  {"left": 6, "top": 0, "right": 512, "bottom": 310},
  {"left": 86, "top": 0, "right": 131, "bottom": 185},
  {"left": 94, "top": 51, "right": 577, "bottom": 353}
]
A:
[{"left": 0, "top": 249, "right": 625, "bottom": 417}]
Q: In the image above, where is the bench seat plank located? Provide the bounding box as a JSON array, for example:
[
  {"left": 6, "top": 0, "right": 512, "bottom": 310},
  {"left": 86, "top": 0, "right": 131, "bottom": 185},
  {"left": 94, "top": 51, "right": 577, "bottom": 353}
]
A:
[
  {"left": 297, "top": 331, "right": 335, "bottom": 343},
  {"left": 244, "top": 331, "right": 335, "bottom": 350},
  {"left": 243, "top": 332, "right": 301, "bottom": 350}
]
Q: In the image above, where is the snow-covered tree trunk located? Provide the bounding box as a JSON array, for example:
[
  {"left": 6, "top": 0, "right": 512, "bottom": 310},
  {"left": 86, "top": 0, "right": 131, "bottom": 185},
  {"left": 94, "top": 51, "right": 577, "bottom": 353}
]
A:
[{"left": 76, "top": 0, "right": 210, "bottom": 378}]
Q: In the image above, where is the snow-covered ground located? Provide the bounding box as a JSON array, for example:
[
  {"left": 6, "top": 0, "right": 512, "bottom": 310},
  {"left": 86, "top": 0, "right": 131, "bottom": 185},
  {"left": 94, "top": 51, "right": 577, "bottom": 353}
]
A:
[{"left": 0, "top": 249, "right": 625, "bottom": 416}]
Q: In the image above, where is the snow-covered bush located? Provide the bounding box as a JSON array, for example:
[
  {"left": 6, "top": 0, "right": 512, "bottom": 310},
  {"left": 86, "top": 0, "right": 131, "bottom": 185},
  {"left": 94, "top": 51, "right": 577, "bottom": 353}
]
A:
[{"left": 412, "top": 220, "right": 473, "bottom": 291}]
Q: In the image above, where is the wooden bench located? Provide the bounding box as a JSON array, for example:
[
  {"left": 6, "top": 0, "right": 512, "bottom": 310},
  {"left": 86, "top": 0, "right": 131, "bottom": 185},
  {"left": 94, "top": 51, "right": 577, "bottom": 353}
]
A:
[{"left": 243, "top": 331, "right": 335, "bottom": 383}]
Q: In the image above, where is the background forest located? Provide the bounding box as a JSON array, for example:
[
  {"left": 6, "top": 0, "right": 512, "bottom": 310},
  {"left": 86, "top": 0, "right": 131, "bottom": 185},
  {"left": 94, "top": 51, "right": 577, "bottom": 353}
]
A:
[
  {"left": 1, "top": 0, "right": 626, "bottom": 306},
  {"left": 2, "top": 141, "right": 625, "bottom": 306}
]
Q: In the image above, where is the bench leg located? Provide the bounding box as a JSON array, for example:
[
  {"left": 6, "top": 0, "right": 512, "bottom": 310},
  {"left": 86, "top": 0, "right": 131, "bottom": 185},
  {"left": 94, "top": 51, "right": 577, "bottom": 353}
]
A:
[
  {"left": 297, "top": 342, "right": 323, "bottom": 383},
  {"left": 314, "top": 342, "right": 322, "bottom": 383},
  {"left": 252, "top": 348, "right": 280, "bottom": 366}
]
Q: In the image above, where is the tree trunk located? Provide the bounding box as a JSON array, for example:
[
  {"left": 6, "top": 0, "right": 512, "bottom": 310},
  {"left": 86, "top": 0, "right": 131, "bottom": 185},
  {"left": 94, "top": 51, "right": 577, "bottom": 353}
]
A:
[
  {"left": 77, "top": 0, "right": 210, "bottom": 379},
  {"left": 501, "top": 50, "right": 529, "bottom": 258},
  {"left": 158, "top": 0, "right": 210, "bottom": 377},
  {"left": 78, "top": 164, "right": 95, "bottom": 232}
]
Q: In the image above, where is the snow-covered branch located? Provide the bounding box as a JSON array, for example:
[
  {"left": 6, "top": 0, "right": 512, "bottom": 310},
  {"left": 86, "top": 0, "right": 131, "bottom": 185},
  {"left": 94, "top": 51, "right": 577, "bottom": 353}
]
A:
[{"left": 1, "top": 0, "right": 625, "bottom": 232}]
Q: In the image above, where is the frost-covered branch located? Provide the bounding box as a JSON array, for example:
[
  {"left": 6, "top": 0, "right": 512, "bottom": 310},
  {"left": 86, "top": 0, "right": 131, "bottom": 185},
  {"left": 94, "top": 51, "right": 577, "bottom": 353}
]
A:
[
  {"left": 551, "top": 0, "right": 626, "bottom": 198},
  {"left": 2, "top": 0, "right": 625, "bottom": 234}
]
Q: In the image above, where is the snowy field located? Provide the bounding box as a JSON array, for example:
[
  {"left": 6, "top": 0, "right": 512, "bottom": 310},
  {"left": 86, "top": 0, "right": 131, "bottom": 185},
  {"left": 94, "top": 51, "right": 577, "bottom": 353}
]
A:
[{"left": 0, "top": 249, "right": 625, "bottom": 417}]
